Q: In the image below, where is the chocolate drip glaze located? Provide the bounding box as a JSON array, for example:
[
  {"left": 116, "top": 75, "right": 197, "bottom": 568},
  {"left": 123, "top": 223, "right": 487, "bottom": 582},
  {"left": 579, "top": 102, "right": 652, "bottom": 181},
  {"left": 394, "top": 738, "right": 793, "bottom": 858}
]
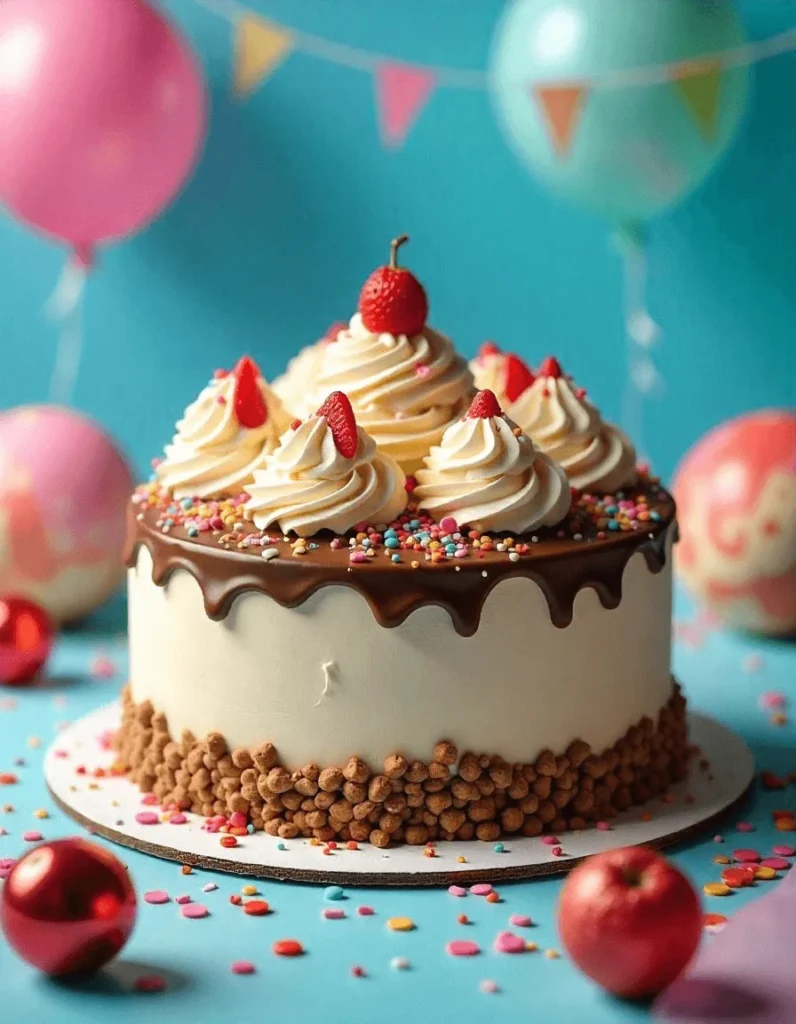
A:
[{"left": 125, "top": 490, "right": 676, "bottom": 636}]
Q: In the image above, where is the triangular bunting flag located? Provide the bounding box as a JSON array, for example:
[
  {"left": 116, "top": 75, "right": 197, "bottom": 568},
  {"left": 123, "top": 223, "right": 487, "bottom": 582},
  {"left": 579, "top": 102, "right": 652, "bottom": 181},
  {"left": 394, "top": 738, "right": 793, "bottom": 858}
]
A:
[
  {"left": 234, "top": 14, "right": 294, "bottom": 99},
  {"left": 532, "top": 84, "right": 587, "bottom": 157},
  {"left": 375, "top": 63, "right": 437, "bottom": 149},
  {"left": 672, "top": 59, "right": 722, "bottom": 140}
]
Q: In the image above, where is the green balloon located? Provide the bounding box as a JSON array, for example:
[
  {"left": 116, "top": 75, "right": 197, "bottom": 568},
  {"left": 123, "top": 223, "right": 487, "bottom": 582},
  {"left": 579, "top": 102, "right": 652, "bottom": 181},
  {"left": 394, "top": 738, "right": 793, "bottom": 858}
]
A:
[{"left": 490, "top": 0, "right": 750, "bottom": 226}]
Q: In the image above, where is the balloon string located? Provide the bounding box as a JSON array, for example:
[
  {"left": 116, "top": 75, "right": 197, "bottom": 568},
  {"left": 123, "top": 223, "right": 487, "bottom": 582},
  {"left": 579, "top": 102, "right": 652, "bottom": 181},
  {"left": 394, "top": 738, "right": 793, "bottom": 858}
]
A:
[
  {"left": 45, "top": 256, "right": 89, "bottom": 406},
  {"left": 620, "top": 241, "right": 662, "bottom": 464}
]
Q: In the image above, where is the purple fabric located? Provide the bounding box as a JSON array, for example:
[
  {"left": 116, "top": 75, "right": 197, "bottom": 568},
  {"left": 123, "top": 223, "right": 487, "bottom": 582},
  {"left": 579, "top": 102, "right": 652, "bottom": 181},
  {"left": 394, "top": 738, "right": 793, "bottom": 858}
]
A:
[{"left": 655, "top": 867, "right": 796, "bottom": 1024}]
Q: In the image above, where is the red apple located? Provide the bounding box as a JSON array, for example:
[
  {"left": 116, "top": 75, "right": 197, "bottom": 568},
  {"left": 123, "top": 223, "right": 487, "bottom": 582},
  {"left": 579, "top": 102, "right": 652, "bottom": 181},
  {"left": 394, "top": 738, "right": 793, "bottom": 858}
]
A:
[{"left": 557, "top": 846, "right": 702, "bottom": 999}]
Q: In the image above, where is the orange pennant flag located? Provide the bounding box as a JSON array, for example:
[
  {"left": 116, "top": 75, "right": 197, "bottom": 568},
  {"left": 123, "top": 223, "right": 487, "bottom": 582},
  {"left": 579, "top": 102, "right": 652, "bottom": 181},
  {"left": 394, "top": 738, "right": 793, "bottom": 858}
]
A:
[
  {"left": 672, "top": 59, "right": 722, "bottom": 140},
  {"left": 234, "top": 14, "right": 294, "bottom": 99},
  {"left": 532, "top": 84, "right": 587, "bottom": 157}
]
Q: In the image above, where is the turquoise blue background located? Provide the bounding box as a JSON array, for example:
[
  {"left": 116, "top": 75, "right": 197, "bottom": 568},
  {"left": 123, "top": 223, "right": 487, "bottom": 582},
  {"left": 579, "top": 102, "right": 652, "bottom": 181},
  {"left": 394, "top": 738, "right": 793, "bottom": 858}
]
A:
[
  {"left": 0, "top": 0, "right": 795, "bottom": 482},
  {"left": 1, "top": 8, "right": 796, "bottom": 1018}
]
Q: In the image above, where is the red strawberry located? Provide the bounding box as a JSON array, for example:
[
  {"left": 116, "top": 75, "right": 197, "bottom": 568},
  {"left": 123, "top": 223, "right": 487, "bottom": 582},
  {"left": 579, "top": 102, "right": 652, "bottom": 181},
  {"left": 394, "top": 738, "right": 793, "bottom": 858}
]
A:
[
  {"left": 538, "top": 356, "right": 563, "bottom": 379},
  {"left": 358, "top": 235, "right": 429, "bottom": 337},
  {"left": 503, "top": 354, "right": 535, "bottom": 403},
  {"left": 232, "top": 356, "right": 268, "bottom": 428},
  {"left": 316, "top": 391, "right": 358, "bottom": 458},
  {"left": 467, "top": 389, "right": 503, "bottom": 419}
]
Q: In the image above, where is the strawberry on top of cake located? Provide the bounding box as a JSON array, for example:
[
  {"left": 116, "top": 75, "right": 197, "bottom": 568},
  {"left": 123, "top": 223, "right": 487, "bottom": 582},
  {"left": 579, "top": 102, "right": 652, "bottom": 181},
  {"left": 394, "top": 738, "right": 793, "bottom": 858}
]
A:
[
  {"left": 414, "top": 389, "right": 570, "bottom": 534},
  {"left": 244, "top": 391, "right": 406, "bottom": 537},
  {"left": 156, "top": 356, "right": 290, "bottom": 500},
  {"left": 506, "top": 356, "right": 637, "bottom": 493},
  {"left": 301, "top": 236, "right": 473, "bottom": 476}
]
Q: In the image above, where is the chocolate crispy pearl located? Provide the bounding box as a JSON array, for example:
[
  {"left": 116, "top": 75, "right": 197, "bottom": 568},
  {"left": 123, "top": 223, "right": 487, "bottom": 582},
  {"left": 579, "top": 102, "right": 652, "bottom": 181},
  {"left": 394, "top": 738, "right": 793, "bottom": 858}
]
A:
[
  {"left": 124, "top": 481, "right": 676, "bottom": 635},
  {"left": 115, "top": 682, "right": 689, "bottom": 846}
]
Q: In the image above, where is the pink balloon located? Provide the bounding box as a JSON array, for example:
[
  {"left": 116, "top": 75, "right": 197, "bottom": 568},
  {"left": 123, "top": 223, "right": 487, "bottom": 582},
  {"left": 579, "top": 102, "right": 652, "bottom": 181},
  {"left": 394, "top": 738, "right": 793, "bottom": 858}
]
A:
[{"left": 0, "top": 0, "right": 206, "bottom": 255}]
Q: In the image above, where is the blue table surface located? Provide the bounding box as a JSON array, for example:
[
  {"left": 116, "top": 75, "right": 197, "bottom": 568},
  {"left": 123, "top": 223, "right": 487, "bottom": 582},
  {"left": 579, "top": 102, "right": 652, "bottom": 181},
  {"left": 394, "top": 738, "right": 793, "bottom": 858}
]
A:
[{"left": 0, "top": 590, "right": 793, "bottom": 1024}]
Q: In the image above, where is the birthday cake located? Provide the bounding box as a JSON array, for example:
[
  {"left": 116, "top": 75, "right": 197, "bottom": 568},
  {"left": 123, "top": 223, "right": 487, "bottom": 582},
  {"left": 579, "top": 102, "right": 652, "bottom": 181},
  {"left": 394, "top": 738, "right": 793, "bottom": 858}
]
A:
[{"left": 118, "top": 238, "right": 686, "bottom": 848}]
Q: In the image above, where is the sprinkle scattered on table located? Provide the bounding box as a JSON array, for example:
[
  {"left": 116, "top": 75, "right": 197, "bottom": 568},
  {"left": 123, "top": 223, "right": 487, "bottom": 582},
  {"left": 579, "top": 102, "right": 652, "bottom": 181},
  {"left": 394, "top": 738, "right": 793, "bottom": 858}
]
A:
[
  {"left": 134, "top": 975, "right": 166, "bottom": 993},
  {"left": 143, "top": 890, "right": 170, "bottom": 905},
  {"left": 509, "top": 913, "right": 532, "bottom": 927},
  {"left": 242, "top": 900, "right": 270, "bottom": 917},
  {"left": 387, "top": 916, "right": 414, "bottom": 932},
  {"left": 447, "top": 940, "right": 480, "bottom": 957},
  {"left": 272, "top": 939, "right": 303, "bottom": 957},
  {"left": 493, "top": 931, "right": 526, "bottom": 953},
  {"left": 180, "top": 903, "right": 209, "bottom": 919},
  {"left": 230, "top": 960, "right": 255, "bottom": 975},
  {"left": 703, "top": 882, "right": 732, "bottom": 897}
]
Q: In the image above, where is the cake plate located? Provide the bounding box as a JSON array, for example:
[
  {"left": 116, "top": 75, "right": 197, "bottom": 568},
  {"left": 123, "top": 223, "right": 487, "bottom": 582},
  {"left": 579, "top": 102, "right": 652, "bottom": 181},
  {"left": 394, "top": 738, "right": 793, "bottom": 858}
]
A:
[{"left": 45, "top": 704, "right": 755, "bottom": 887}]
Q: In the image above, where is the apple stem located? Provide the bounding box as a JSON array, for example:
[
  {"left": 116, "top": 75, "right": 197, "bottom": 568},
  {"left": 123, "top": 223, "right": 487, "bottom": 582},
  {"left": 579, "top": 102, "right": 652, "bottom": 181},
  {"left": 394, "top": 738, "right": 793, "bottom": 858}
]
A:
[{"left": 390, "top": 235, "right": 409, "bottom": 270}]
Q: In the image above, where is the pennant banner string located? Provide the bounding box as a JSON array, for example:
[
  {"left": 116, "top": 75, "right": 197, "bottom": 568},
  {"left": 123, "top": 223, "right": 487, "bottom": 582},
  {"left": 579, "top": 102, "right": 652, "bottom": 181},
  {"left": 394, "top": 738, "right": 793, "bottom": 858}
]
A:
[
  {"left": 195, "top": 0, "right": 796, "bottom": 91},
  {"left": 197, "top": 0, "right": 487, "bottom": 89}
]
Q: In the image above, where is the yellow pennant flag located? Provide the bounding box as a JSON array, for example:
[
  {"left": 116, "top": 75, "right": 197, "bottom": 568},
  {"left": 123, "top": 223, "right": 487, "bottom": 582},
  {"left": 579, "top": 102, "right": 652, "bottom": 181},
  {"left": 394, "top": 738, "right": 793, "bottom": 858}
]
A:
[
  {"left": 673, "top": 59, "right": 722, "bottom": 141},
  {"left": 234, "top": 13, "right": 294, "bottom": 99}
]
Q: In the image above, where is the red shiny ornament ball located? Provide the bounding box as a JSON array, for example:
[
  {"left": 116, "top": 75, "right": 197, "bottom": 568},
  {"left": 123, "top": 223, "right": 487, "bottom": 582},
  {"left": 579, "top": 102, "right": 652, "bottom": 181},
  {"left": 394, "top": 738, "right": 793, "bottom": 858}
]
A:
[
  {"left": 0, "top": 596, "right": 54, "bottom": 686},
  {"left": 1, "top": 838, "right": 137, "bottom": 976}
]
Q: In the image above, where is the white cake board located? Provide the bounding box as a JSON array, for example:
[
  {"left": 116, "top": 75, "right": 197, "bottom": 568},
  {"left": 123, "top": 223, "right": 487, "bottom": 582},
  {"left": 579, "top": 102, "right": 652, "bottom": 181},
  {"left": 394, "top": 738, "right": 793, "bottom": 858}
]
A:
[{"left": 45, "top": 704, "right": 755, "bottom": 887}]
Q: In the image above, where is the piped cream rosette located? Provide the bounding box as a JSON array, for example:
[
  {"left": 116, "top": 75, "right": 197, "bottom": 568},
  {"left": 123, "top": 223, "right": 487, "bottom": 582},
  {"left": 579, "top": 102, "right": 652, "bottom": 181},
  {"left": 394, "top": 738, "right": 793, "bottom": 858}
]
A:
[
  {"left": 511, "top": 358, "right": 638, "bottom": 494},
  {"left": 272, "top": 323, "right": 346, "bottom": 420},
  {"left": 245, "top": 391, "right": 407, "bottom": 537},
  {"left": 414, "top": 389, "right": 571, "bottom": 534},
  {"left": 156, "top": 356, "right": 290, "bottom": 500},
  {"left": 312, "top": 313, "right": 473, "bottom": 475}
]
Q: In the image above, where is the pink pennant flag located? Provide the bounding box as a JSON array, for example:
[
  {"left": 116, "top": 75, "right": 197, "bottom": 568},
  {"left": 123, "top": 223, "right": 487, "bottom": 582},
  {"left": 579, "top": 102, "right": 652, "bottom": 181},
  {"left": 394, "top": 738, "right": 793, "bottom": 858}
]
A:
[{"left": 375, "top": 62, "right": 437, "bottom": 149}]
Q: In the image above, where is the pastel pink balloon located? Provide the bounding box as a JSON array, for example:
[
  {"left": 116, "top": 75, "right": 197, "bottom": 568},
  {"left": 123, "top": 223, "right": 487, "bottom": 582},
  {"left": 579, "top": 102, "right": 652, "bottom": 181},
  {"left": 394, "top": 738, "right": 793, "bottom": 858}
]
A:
[
  {"left": 0, "top": 405, "right": 133, "bottom": 623},
  {"left": 0, "top": 0, "right": 206, "bottom": 253},
  {"left": 674, "top": 410, "right": 796, "bottom": 635}
]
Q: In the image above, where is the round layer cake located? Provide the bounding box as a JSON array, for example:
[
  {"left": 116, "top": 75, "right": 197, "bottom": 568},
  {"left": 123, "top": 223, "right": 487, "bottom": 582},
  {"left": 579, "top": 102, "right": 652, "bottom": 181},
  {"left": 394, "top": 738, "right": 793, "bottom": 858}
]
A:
[{"left": 117, "top": 240, "right": 687, "bottom": 847}]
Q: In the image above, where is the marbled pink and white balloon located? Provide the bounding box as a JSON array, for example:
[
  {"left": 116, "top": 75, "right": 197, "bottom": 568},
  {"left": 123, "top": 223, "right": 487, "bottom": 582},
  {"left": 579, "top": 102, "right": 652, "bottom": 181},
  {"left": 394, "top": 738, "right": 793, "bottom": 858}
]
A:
[
  {"left": 0, "top": 406, "right": 132, "bottom": 622},
  {"left": 674, "top": 410, "right": 796, "bottom": 636}
]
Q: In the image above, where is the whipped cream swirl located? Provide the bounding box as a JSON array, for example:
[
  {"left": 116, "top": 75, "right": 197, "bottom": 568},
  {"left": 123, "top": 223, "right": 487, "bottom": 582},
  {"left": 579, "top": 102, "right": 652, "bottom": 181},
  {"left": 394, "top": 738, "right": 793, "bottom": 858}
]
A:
[
  {"left": 157, "top": 368, "right": 290, "bottom": 500},
  {"left": 273, "top": 330, "right": 342, "bottom": 419},
  {"left": 469, "top": 345, "right": 508, "bottom": 403},
  {"left": 245, "top": 416, "right": 406, "bottom": 537},
  {"left": 510, "top": 372, "right": 637, "bottom": 493},
  {"left": 312, "top": 313, "right": 473, "bottom": 474},
  {"left": 415, "top": 413, "right": 571, "bottom": 534}
]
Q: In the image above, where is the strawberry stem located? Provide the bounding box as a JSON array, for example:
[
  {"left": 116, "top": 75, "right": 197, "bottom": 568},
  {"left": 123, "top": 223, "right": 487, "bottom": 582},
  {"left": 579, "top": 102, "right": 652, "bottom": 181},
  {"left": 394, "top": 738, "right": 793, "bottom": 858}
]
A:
[{"left": 390, "top": 234, "right": 410, "bottom": 270}]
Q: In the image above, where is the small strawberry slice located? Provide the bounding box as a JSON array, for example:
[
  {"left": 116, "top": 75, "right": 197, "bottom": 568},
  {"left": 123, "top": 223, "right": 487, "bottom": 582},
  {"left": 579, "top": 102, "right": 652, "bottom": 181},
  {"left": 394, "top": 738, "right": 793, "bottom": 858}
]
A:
[
  {"left": 503, "top": 354, "right": 535, "bottom": 403},
  {"left": 316, "top": 391, "right": 358, "bottom": 458},
  {"left": 467, "top": 389, "right": 503, "bottom": 419},
  {"left": 233, "top": 356, "right": 268, "bottom": 428},
  {"left": 478, "top": 340, "right": 501, "bottom": 359},
  {"left": 324, "top": 321, "right": 347, "bottom": 343},
  {"left": 538, "top": 356, "right": 563, "bottom": 379}
]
